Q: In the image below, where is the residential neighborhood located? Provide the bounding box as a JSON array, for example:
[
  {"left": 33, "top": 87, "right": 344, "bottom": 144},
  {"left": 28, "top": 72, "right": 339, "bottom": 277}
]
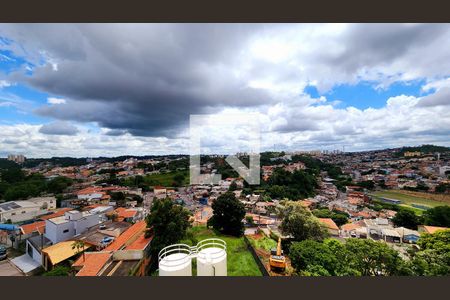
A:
[{"left": 1, "top": 144, "right": 449, "bottom": 276}]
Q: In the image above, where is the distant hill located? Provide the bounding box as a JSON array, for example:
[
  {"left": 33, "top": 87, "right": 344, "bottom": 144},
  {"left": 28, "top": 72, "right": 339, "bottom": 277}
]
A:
[{"left": 396, "top": 144, "right": 450, "bottom": 156}]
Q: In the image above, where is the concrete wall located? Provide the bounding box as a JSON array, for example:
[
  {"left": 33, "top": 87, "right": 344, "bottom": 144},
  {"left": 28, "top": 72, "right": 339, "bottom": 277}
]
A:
[
  {"left": 45, "top": 220, "right": 74, "bottom": 244},
  {"left": 26, "top": 240, "right": 43, "bottom": 265},
  {"left": 0, "top": 207, "right": 48, "bottom": 223}
]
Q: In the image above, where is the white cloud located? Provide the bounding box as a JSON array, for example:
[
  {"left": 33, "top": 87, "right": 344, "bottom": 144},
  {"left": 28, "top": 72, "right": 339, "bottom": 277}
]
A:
[
  {"left": 0, "top": 80, "right": 11, "bottom": 88},
  {"left": 47, "top": 97, "right": 66, "bottom": 104}
]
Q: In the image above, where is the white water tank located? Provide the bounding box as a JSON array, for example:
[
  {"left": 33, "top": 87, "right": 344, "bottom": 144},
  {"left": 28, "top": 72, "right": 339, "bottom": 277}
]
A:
[
  {"left": 196, "top": 239, "right": 227, "bottom": 276},
  {"left": 158, "top": 244, "right": 192, "bottom": 276}
]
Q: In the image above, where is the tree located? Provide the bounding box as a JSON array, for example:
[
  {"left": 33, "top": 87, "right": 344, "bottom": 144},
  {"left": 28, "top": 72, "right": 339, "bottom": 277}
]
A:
[
  {"left": 146, "top": 198, "right": 191, "bottom": 258},
  {"left": 290, "top": 240, "right": 339, "bottom": 276},
  {"left": 71, "top": 240, "right": 86, "bottom": 262},
  {"left": 47, "top": 176, "right": 73, "bottom": 194},
  {"left": 312, "top": 208, "right": 349, "bottom": 227},
  {"left": 42, "top": 265, "right": 70, "bottom": 276},
  {"left": 208, "top": 192, "right": 246, "bottom": 237},
  {"left": 357, "top": 180, "right": 375, "bottom": 190},
  {"left": 172, "top": 173, "right": 185, "bottom": 187},
  {"left": 245, "top": 215, "right": 255, "bottom": 226},
  {"left": 392, "top": 209, "right": 421, "bottom": 230},
  {"left": 277, "top": 201, "right": 328, "bottom": 242},
  {"left": 408, "top": 230, "right": 450, "bottom": 275},
  {"left": 228, "top": 180, "right": 238, "bottom": 191},
  {"left": 110, "top": 191, "right": 126, "bottom": 207},
  {"left": 344, "top": 239, "right": 405, "bottom": 276},
  {"left": 423, "top": 206, "right": 450, "bottom": 227}
]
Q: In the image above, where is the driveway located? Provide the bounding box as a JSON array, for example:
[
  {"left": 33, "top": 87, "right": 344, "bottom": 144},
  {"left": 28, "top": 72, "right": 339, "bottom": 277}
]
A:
[{"left": 0, "top": 259, "right": 24, "bottom": 276}]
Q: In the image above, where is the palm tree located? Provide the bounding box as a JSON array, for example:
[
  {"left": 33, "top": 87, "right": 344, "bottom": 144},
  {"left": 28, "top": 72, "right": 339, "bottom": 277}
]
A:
[{"left": 72, "top": 240, "right": 86, "bottom": 262}]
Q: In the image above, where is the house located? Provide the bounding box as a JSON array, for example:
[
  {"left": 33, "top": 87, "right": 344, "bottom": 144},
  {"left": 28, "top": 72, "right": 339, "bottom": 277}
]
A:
[
  {"left": 73, "top": 221, "right": 153, "bottom": 276},
  {"left": 113, "top": 207, "right": 142, "bottom": 223},
  {"left": 45, "top": 210, "right": 99, "bottom": 244},
  {"left": 381, "top": 228, "right": 401, "bottom": 243},
  {"left": 340, "top": 222, "right": 364, "bottom": 238},
  {"left": 318, "top": 218, "right": 339, "bottom": 236},
  {"left": 0, "top": 197, "right": 56, "bottom": 223},
  {"left": 41, "top": 240, "right": 91, "bottom": 270},
  {"left": 418, "top": 225, "right": 449, "bottom": 234},
  {"left": 395, "top": 227, "right": 421, "bottom": 244}
]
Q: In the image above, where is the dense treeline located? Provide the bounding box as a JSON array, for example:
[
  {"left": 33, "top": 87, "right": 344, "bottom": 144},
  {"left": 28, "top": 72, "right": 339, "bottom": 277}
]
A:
[{"left": 0, "top": 165, "right": 73, "bottom": 201}]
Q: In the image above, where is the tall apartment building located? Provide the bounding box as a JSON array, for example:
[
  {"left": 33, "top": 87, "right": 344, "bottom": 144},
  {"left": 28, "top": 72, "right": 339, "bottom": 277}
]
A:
[{"left": 7, "top": 154, "right": 26, "bottom": 163}]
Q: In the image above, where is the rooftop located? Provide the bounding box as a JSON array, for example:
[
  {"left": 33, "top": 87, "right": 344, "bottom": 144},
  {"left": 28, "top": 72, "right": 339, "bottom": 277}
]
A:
[
  {"left": 104, "top": 221, "right": 147, "bottom": 251},
  {"left": 42, "top": 240, "right": 91, "bottom": 265}
]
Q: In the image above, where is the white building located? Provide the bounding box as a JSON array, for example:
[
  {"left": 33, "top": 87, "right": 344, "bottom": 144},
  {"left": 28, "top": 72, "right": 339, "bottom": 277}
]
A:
[
  {"left": 45, "top": 210, "right": 98, "bottom": 244},
  {"left": 0, "top": 197, "right": 56, "bottom": 223}
]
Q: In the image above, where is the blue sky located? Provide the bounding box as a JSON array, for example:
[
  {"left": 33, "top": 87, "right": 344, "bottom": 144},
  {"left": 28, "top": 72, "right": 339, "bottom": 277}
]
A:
[{"left": 304, "top": 80, "right": 434, "bottom": 109}]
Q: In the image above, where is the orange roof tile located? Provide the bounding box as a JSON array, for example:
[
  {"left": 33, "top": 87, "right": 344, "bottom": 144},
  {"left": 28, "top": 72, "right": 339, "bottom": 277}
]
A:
[
  {"left": 40, "top": 208, "right": 72, "bottom": 220},
  {"left": 20, "top": 221, "right": 46, "bottom": 235},
  {"left": 104, "top": 221, "right": 147, "bottom": 251},
  {"left": 420, "top": 225, "right": 449, "bottom": 234},
  {"left": 75, "top": 252, "right": 112, "bottom": 276},
  {"left": 125, "top": 233, "right": 152, "bottom": 251},
  {"left": 318, "top": 218, "right": 339, "bottom": 231},
  {"left": 115, "top": 207, "right": 138, "bottom": 219},
  {"left": 341, "top": 222, "right": 362, "bottom": 231}
]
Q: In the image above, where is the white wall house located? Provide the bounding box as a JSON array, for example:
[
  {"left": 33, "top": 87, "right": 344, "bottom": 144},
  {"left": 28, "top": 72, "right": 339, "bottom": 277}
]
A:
[
  {"left": 0, "top": 197, "right": 56, "bottom": 223},
  {"left": 45, "top": 210, "right": 98, "bottom": 244}
]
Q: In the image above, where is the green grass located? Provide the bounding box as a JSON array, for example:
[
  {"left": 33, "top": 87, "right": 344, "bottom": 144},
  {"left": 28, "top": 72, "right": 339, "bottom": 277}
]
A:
[
  {"left": 247, "top": 235, "right": 277, "bottom": 252},
  {"left": 181, "top": 226, "right": 262, "bottom": 276},
  {"left": 144, "top": 170, "right": 188, "bottom": 187},
  {"left": 372, "top": 190, "right": 445, "bottom": 209}
]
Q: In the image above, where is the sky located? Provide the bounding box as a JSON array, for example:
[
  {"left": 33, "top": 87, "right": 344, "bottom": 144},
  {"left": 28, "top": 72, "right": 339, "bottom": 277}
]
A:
[{"left": 0, "top": 24, "right": 449, "bottom": 158}]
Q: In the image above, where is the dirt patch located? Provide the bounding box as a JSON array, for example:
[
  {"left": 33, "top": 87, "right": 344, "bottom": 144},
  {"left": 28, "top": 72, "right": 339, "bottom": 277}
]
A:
[{"left": 397, "top": 190, "right": 450, "bottom": 204}]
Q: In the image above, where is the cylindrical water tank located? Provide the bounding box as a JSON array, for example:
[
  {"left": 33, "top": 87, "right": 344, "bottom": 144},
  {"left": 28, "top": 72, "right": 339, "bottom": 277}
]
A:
[
  {"left": 158, "top": 244, "right": 192, "bottom": 276},
  {"left": 196, "top": 239, "right": 227, "bottom": 276}
]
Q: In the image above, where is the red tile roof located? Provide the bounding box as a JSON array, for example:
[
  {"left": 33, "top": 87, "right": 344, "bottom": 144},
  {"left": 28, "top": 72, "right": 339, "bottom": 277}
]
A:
[
  {"left": 20, "top": 221, "right": 46, "bottom": 235},
  {"left": 125, "top": 233, "right": 152, "bottom": 251},
  {"left": 318, "top": 218, "right": 339, "bottom": 231},
  {"left": 104, "top": 221, "right": 147, "bottom": 251},
  {"left": 39, "top": 208, "right": 72, "bottom": 220},
  {"left": 75, "top": 252, "right": 113, "bottom": 276}
]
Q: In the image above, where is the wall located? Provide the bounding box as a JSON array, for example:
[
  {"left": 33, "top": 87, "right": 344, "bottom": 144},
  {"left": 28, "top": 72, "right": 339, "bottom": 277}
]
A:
[
  {"left": 0, "top": 207, "right": 48, "bottom": 223},
  {"left": 45, "top": 220, "right": 74, "bottom": 244},
  {"left": 26, "top": 240, "right": 43, "bottom": 265}
]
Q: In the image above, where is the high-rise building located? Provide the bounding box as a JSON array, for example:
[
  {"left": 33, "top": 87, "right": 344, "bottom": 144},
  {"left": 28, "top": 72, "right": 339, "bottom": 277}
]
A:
[{"left": 7, "top": 154, "right": 26, "bottom": 163}]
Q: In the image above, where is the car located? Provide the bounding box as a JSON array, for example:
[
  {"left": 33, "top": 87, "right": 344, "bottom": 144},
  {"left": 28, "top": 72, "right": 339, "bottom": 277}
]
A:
[
  {"left": 99, "top": 224, "right": 107, "bottom": 230},
  {"left": 0, "top": 246, "right": 7, "bottom": 260}
]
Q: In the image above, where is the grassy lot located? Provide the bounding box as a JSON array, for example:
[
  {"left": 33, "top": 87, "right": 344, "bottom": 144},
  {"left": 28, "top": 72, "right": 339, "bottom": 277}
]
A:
[
  {"left": 247, "top": 234, "right": 277, "bottom": 251},
  {"left": 144, "top": 170, "right": 188, "bottom": 187},
  {"left": 372, "top": 190, "right": 448, "bottom": 209},
  {"left": 181, "top": 226, "right": 262, "bottom": 276}
]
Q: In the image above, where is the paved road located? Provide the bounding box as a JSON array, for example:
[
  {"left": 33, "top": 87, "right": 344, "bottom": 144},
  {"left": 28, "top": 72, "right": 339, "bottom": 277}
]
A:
[{"left": 0, "top": 259, "right": 24, "bottom": 276}]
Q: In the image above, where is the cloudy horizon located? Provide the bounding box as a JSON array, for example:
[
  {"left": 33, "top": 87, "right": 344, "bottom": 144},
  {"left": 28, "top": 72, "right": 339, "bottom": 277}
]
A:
[{"left": 1, "top": 24, "right": 450, "bottom": 158}]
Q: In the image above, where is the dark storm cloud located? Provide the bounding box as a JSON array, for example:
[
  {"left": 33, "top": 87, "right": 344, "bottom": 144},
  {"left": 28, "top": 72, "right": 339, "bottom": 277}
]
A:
[
  {"left": 320, "top": 24, "right": 449, "bottom": 75},
  {"left": 104, "top": 129, "right": 128, "bottom": 136},
  {"left": 3, "top": 24, "right": 273, "bottom": 137},
  {"left": 39, "top": 121, "right": 79, "bottom": 136}
]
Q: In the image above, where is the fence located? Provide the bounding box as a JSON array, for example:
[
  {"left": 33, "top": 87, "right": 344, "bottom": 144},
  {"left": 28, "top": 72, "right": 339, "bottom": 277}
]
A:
[{"left": 243, "top": 236, "right": 270, "bottom": 277}]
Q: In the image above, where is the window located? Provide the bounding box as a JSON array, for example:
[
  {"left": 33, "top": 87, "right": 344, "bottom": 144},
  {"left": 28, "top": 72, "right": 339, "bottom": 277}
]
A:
[{"left": 63, "top": 229, "right": 69, "bottom": 233}]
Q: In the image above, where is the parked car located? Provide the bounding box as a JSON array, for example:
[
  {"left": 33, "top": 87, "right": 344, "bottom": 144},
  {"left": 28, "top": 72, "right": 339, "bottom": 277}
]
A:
[{"left": 0, "top": 246, "right": 7, "bottom": 260}]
